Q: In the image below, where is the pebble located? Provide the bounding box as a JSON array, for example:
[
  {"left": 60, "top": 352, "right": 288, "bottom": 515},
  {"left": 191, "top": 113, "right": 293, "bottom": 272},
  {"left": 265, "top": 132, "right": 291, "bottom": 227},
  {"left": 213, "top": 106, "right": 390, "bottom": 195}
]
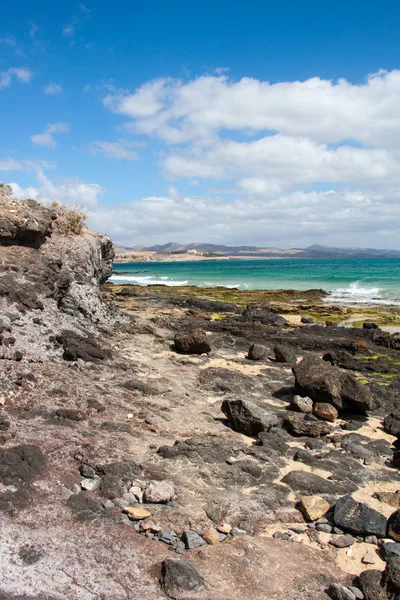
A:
[
  {"left": 380, "top": 541, "right": 400, "bottom": 560},
  {"left": 365, "top": 535, "right": 378, "bottom": 545},
  {"left": 289, "top": 527, "right": 305, "bottom": 534},
  {"left": 81, "top": 478, "right": 100, "bottom": 492},
  {"left": 79, "top": 465, "right": 96, "bottom": 478},
  {"left": 226, "top": 456, "right": 238, "bottom": 465},
  {"left": 217, "top": 523, "right": 232, "bottom": 534},
  {"left": 329, "top": 535, "right": 356, "bottom": 548},
  {"left": 175, "top": 541, "right": 185, "bottom": 554},
  {"left": 124, "top": 507, "right": 151, "bottom": 520},
  {"left": 72, "top": 484, "right": 81, "bottom": 495},
  {"left": 316, "top": 524, "right": 332, "bottom": 533},
  {"left": 60, "top": 486, "right": 73, "bottom": 500},
  {"left": 182, "top": 530, "right": 207, "bottom": 549},
  {"left": 202, "top": 527, "right": 220, "bottom": 545},
  {"left": 231, "top": 527, "right": 247, "bottom": 537},
  {"left": 140, "top": 520, "right": 162, "bottom": 533},
  {"left": 361, "top": 552, "right": 376, "bottom": 565},
  {"left": 273, "top": 531, "right": 291, "bottom": 541},
  {"left": 129, "top": 486, "right": 143, "bottom": 502},
  {"left": 327, "top": 583, "right": 356, "bottom": 600}
]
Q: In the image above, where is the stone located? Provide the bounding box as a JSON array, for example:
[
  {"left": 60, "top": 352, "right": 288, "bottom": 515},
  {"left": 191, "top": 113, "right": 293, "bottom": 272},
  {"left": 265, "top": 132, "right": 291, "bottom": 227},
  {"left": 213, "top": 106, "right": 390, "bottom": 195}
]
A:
[
  {"left": 373, "top": 491, "right": 400, "bottom": 508},
  {"left": 282, "top": 471, "right": 337, "bottom": 495},
  {"left": 124, "top": 507, "right": 151, "bottom": 520},
  {"left": 348, "top": 588, "right": 364, "bottom": 600},
  {"left": 334, "top": 495, "right": 387, "bottom": 538},
  {"left": 241, "top": 303, "right": 288, "bottom": 327},
  {"left": 182, "top": 530, "right": 206, "bottom": 549},
  {"left": 381, "top": 542, "right": 400, "bottom": 560},
  {"left": 247, "top": 343, "right": 267, "bottom": 360},
  {"left": 365, "top": 536, "right": 378, "bottom": 545},
  {"left": 384, "top": 556, "right": 400, "bottom": 595},
  {"left": 80, "top": 478, "right": 100, "bottom": 492},
  {"left": 313, "top": 402, "right": 339, "bottom": 422},
  {"left": 140, "top": 520, "right": 162, "bottom": 533},
  {"left": 290, "top": 395, "right": 313, "bottom": 414},
  {"left": 362, "top": 552, "right": 376, "bottom": 565},
  {"left": 329, "top": 535, "right": 357, "bottom": 548},
  {"left": 358, "top": 569, "right": 386, "bottom": 600},
  {"left": 161, "top": 558, "right": 205, "bottom": 599},
  {"left": 293, "top": 356, "right": 342, "bottom": 403},
  {"left": 217, "top": 523, "right": 232, "bottom": 534},
  {"left": 56, "top": 330, "right": 112, "bottom": 362},
  {"left": 316, "top": 524, "right": 332, "bottom": 533},
  {"left": 327, "top": 583, "right": 356, "bottom": 600},
  {"left": 340, "top": 374, "right": 376, "bottom": 414},
  {"left": 299, "top": 496, "right": 331, "bottom": 521},
  {"left": 0, "top": 444, "right": 46, "bottom": 485},
  {"left": 221, "top": 398, "right": 280, "bottom": 436},
  {"left": 273, "top": 344, "right": 297, "bottom": 366},
  {"left": 144, "top": 480, "right": 175, "bottom": 504},
  {"left": 363, "top": 322, "right": 379, "bottom": 330},
  {"left": 202, "top": 527, "right": 220, "bottom": 545},
  {"left": 301, "top": 316, "right": 314, "bottom": 324},
  {"left": 174, "top": 329, "right": 211, "bottom": 354},
  {"left": 283, "top": 413, "right": 333, "bottom": 437},
  {"left": 80, "top": 464, "right": 96, "bottom": 478},
  {"left": 383, "top": 413, "right": 400, "bottom": 437},
  {"left": 388, "top": 509, "right": 400, "bottom": 541}
]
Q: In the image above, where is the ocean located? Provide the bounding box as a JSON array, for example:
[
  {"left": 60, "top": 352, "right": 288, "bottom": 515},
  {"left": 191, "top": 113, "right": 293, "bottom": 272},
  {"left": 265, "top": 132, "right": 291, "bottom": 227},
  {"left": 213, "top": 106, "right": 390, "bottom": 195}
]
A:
[{"left": 110, "top": 257, "right": 400, "bottom": 305}]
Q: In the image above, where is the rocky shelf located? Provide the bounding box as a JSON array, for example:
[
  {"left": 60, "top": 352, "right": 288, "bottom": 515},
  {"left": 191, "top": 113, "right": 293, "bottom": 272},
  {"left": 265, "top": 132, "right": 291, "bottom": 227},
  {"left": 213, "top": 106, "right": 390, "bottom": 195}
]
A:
[{"left": 2, "top": 186, "right": 400, "bottom": 599}]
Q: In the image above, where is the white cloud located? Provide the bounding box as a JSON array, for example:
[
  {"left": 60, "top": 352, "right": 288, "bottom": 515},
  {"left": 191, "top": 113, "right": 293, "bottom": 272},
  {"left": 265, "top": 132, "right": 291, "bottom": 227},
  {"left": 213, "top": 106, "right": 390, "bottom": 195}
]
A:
[
  {"left": 88, "top": 140, "right": 139, "bottom": 160},
  {"left": 44, "top": 84, "right": 63, "bottom": 95},
  {"left": 11, "top": 170, "right": 103, "bottom": 209},
  {"left": 29, "top": 22, "right": 38, "bottom": 39},
  {"left": 30, "top": 122, "right": 69, "bottom": 148},
  {"left": 0, "top": 67, "right": 33, "bottom": 89},
  {"left": 62, "top": 24, "right": 75, "bottom": 37},
  {"left": 0, "top": 158, "right": 24, "bottom": 171}
]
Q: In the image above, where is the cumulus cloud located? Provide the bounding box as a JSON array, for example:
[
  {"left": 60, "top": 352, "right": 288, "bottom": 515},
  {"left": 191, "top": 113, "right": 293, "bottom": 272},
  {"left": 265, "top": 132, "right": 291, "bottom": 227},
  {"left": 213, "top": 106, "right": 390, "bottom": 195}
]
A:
[
  {"left": 0, "top": 158, "right": 24, "bottom": 171},
  {"left": 0, "top": 67, "right": 33, "bottom": 89},
  {"left": 11, "top": 170, "right": 103, "bottom": 209},
  {"left": 88, "top": 139, "right": 139, "bottom": 160},
  {"left": 44, "top": 84, "right": 63, "bottom": 95},
  {"left": 30, "top": 122, "right": 69, "bottom": 148}
]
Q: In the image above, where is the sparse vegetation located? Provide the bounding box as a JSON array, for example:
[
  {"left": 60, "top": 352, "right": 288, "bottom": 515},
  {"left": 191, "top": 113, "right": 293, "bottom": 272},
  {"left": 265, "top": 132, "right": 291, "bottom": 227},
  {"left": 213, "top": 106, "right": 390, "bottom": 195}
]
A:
[{"left": 51, "top": 202, "right": 87, "bottom": 235}]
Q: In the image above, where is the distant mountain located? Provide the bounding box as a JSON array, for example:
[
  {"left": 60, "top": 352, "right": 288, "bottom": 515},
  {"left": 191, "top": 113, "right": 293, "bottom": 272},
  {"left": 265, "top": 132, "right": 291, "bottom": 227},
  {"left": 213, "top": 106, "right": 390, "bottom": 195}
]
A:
[
  {"left": 305, "top": 245, "right": 400, "bottom": 257},
  {"left": 114, "top": 241, "right": 400, "bottom": 259}
]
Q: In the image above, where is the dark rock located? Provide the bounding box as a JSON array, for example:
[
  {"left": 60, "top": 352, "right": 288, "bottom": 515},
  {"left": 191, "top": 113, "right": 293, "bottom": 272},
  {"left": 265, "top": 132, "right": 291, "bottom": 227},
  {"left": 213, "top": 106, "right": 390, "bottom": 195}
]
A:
[
  {"left": 80, "top": 464, "right": 96, "bottom": 478},
  {"left": 293, "top": 356, "right": 341, "bottom": 404},
  {"left": 340, "top": 374, "right": 377, "bottom": 414},
  {"left": 283, "top": 413, "right": 333, "bottom": 437},
  {"left": 388, "top": 509, "right": 400, "bottom": 542},
  {"left": 247, "top": 343, "right": 267, "bottom": 361},
  {"left": 161, "top": 558, "right": 205, "bottom": 599},
  {"left": 273, "top": 344, "right": 297, "bottom": 366},
  {"left": 66, "top": 493, "right": 107, "bottom": 522},
  {"left": 241, "top": 302, "right": 288, "bottom": 327},
  {"left": 384, "top": 556, "right": 400, "bottom": 597},
  {"left": 381, "top": 543, "right": 400, "bottom": 561},
  {"left": 235, "top": 459, "right": 263, "bottom": 479},
  {"left": 174, "top": 329, "right": 211, "bottom": 354},
  {"left": 301, "top": 316, "right": 315, "bottom": 324},
  {"left": 18, "top": 545, "right": 42, "bottom": 565},
  {"left": 363, "top": 322, "right": 379, "bottom": 330},
  {"left": 122, "top": 378, "right": 159, "bottom": 395},
  {"left": 334, "top": 495, "right": 387, "bottom": 538},
  {"left": 182, "top": 530, "right": 206, "bottom": 549},
  {"left": 221, "top": 399, "right": 280, "bottom": 436},
  {"left": 281, "top": 470, "right": 337, "bottom": 495},
  {"left": 0, "top": 445, "right": 46, "bottom": 485},
  {"left": 54, "top": 408, "right": 87, "bottom": 421},
  {"left": 56, "top": 330, "right": 111, "bottom": 362},
  {"left": 290, "top": 395, "right": 313, "bottom": 413},
  {"left": 358, "top": 569, "right": 386, "bottom": 600},
  {"left": 384, "top": 413, "right": 400, "bottom": 437},
  {"left": 329, "top": 535, "right": 357, "bottom": 548}
]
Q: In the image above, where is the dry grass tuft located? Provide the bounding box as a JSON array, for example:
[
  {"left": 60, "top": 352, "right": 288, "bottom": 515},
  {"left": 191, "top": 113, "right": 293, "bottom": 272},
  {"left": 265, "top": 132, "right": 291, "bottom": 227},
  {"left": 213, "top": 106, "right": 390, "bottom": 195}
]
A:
[{"left": 51, "top": 202, "right": 87, "bottom": 235}]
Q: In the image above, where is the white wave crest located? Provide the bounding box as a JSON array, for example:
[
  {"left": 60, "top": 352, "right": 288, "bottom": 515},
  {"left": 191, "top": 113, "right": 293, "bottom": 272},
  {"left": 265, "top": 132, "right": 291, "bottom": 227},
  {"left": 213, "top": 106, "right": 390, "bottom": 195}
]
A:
[
  {"left": 109, "top": 274, "right": 188, "bottom": 286},
  {"left": 327, "top": 281, "right": 399, "bottom": 305}
]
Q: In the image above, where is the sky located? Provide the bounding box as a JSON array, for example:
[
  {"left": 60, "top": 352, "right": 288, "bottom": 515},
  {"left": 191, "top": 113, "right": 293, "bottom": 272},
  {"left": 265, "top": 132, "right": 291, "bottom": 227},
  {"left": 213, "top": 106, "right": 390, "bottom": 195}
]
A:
[{"left": 2, "top": 1, "right": 400, "bottom": 248}]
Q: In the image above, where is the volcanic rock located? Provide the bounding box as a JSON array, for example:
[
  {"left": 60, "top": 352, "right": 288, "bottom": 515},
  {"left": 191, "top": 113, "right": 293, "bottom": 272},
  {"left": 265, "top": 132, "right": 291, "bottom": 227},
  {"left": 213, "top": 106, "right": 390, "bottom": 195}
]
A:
[
  {"left": 282, "top": 471, "right": 337, "bottom": 495},
  {"left": 388, "top": 509, "right": 400, "bottom": 542},
  {"left": 334, "top": 495, "right": 387, "bottom": 538},
  {"left": 247, "top": 343, "right": 267, "bottom": 360},
  {"left": 273, "top": 344, "right": 297, "bottom": 366},
  {"left": 314, "top": 402, "right": 339, "bottom": 422},
  {"left": 161, "top": 558, "right": 205, "bottom": 599},
  {"left": 358, "top": 569, "right": 386, "bottom": 600},
  {"left": 293, "top": 356, "right": 342, "bottom": 404},
  {"left": 283, "top": 413, "right": 333, "bottom": 437},
  {"left": 290, "top": 395, "right": 313, "bottom": 413},
  {"left": 221, "top": 399, "right": 280, "bottom": 436},
  {"left": 174, "top": 329, "right": 211, "bottom": 354},
  {"left": 241, "top": 302, "right": 288, "bottom": 327},
  {"left": 144, "top": 480, "right": 175, "bottom": 504}
]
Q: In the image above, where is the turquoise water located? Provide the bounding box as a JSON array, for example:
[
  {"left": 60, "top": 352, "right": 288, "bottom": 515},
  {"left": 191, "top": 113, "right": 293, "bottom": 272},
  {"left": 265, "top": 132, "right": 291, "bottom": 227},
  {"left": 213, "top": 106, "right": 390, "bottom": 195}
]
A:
[{"left": 111, "top": 258, "right": 400, "bottom": 305}]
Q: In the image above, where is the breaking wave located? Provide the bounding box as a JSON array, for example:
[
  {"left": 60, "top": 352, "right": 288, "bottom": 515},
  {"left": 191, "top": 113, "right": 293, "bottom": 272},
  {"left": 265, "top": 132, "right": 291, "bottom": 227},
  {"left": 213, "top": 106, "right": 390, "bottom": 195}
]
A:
[{"left": 327, "top": 281, "right": 400, "bottom": 305}]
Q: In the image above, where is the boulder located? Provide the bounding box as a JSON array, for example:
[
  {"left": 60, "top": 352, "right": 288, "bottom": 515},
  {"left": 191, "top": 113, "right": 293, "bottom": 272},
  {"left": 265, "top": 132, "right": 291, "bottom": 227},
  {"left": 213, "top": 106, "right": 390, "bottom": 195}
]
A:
[
  {"left": 358, "top": 569, "right": 386, "bottom": 600},
  {"left": 327, "top": 583, "right": 356, "bottom": 600},
  {"left": 241, "top": 303, "right": 288, "bottom": 327},
  {"left": 384, "top": 413, "right": 400, "bottom": 437},
  {"left": 383, "top": 556, "right": 400, "bottom": 597},
  {"left": 161, "top": 558, "right": 205, "bottom": 599},
  {"left": 273, "top": 344, "right": 297, "bottom": 366},
  {"left": 56, "top": 330, "right": 111, "bottom": 362},
  {"left": 247, "top": 343, "right": 267, "bottom": 361},
  {"left": 299, "top": 495, "right": 331, "bottom": 521},
  {"left": 144, "top": 480, "right": 175, "bottom": 504},
  {"left": 221, "top": 399, "right": 280, "bottom": 436},
  {"left": 290, "top": 395, "right": 313, "bottom": 413},
  {"left": 340, "top": 373, "right": 377, "bottom": 413},
  {"left": 313, "top": 402, "right": 339, "bottom": 422},
  {"left": 282, "top": 471, "right": 337, "bottom": 496},
  {"left": 293, "top": 356, "right": 341, "bottom": 404},
  {"left": 381, "top": 543, "right": 400, "bottom": 561},
  {"left": 174, "top": 329, "right": 211, "bottom": 354},
  {"left": 283, "top": 413, "right": 333, "bottom": 437},
  {"left": 388, "top": 509, "right": 400, "bottom": 542},
  {"left": 334, "top": 495, "right": 387, "bottom": 538}
]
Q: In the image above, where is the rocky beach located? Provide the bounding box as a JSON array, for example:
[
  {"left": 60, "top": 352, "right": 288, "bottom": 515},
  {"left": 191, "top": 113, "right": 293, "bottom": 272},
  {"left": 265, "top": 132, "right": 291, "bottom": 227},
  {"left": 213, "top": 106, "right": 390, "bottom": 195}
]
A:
[{"left": 3, "top": 188, "right": 400, "bottom": 600}]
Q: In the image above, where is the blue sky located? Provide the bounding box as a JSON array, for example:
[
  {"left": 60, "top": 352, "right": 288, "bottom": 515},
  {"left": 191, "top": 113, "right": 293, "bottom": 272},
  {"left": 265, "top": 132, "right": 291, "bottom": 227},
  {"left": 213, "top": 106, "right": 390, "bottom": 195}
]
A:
[{"left": 2, "top": 1, "right": 400, "bottom": 247}]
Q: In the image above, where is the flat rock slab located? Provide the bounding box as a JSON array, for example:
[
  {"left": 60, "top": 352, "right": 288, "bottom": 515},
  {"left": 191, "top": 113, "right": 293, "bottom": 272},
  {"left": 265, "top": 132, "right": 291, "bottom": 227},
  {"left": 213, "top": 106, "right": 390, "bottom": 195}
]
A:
[
  {"left": 282, "top": 470, "right": 338, "bottom": 496},
  {"left": 334, "top": 495, "right": 387, "bottom": 538}
]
